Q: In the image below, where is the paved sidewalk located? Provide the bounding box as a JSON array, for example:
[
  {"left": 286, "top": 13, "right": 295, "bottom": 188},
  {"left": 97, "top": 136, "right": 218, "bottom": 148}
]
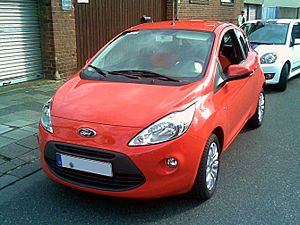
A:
[{"left": 0, "top": 79, "right": 64, "bottom": 189}]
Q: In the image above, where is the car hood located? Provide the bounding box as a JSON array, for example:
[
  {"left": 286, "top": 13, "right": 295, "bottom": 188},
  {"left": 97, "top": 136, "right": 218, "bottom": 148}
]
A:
[
  {"left": 251, "top": 44, "right": 287, "bottom": 56},
  {"left": 51, "top": 75, "right": 202, "bottom": 128}
]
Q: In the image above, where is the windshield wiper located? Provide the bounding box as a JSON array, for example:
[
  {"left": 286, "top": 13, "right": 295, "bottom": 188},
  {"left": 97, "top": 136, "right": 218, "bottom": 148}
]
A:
[
  {"left": 111, "top": 70, "right": 180, "bottom": 82},
  {"left": 88, "top": 65, "right": 107, "bottom": 77},
  {"left": 107, "top": 71, "right": 141, "bottom": 79},
  {"left": 250, "top": 41, "right": 273, "bottom": 45}
]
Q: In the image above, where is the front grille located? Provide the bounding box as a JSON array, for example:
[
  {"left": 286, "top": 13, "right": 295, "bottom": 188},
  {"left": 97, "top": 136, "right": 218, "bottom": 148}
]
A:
[
  {"left": 55, "top": 143, "right": 115, "bottom": 160},
  {"left": 45, "top": 142, "right": 145, "bottom": 192}
]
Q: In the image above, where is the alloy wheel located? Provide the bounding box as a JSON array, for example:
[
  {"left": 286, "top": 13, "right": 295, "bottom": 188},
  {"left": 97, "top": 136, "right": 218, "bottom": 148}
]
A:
[
  {"left": 258, "top": 91, "right": 265, "bottom": 123},
  {"left": 206, "top": 142, "right": 219, "bottom": 191}
]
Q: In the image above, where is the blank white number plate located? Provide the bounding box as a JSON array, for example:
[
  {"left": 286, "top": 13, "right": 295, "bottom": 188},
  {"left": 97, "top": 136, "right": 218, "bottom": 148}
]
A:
[{"left": 56, "top": 153, "right": 113, "bottom": 177}]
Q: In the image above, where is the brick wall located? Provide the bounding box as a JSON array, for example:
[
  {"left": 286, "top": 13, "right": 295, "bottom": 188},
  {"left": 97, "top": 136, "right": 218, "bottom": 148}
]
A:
[
  {"left": 167, "top": 0, "right": 244, "bottom": 25},
  {"left": 40, "top": 0, "right": 77, "bottom": 79}
]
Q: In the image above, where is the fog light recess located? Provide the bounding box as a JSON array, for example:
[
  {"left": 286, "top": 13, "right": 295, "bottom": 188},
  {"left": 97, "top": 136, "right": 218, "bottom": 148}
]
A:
[
  {"left": 264, "top": 73, "right": 275, "bottom": 80},
  {"left": 166, "top": 158, "right": 178, "bottom": 168}
]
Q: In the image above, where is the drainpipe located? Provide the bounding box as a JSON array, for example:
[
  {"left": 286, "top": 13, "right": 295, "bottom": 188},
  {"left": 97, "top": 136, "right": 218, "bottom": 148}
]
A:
[{"left": 175, "top": 0, "right": 179, "bottom": 20}]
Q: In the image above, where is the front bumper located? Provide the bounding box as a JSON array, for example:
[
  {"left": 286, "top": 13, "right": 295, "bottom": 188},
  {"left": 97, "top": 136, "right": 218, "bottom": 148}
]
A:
[
  {"left": 38, "top": 116, "right": 205, "bottom": 199},
  {"left": 44, "top": 142, "right": 145, "bottom": 192},
  {"left": 261, "top": 64, "right": 283, "bottom": 85}
]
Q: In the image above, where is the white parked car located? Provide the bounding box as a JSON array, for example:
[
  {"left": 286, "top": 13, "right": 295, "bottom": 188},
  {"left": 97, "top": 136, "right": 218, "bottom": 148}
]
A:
[{"left": 241, "top": 19, "right": 300, "bottom": 91}]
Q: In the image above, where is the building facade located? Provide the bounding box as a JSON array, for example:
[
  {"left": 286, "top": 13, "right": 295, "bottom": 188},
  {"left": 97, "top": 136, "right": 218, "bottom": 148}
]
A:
[
  {"left": 0, "top": 0, "right": 243, "bottom": 86},
  {"left": 244, "top": 0, "right": 300, "bottom": 20}
]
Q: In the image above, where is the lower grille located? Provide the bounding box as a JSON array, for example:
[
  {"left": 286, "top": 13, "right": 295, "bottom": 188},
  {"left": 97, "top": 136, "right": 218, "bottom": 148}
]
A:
[{"left": 45, "top": 142, "right": 145, "bottom": 192}]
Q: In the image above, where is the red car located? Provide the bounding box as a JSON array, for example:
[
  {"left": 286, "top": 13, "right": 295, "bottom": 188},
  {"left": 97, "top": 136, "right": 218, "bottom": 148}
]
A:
[{"left": 38, "top": 20, "right": 265, "bottom": 201}]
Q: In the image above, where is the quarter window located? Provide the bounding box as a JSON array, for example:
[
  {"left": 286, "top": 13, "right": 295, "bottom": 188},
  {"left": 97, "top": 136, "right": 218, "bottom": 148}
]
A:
[
  {"left": 235, "top": 29, "right": 249, "bottom": 58},
  {"left": 290, "top": 23, "right": 300, "bottom": 46}
]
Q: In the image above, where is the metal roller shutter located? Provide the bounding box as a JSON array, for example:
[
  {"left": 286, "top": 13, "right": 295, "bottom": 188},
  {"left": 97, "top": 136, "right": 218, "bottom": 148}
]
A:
[{"left": 0, "top": 0, "right": 43, "bottom": 86}]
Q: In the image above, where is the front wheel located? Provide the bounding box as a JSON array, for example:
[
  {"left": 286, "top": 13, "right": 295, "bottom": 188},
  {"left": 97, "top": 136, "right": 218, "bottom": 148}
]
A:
[
  {"left": 247, "top": 88, "right": 265, "bottom": 128},
  {"left": 276, "top": 63, "right": 289, "bottom": 92},
  {"left": 191, "top": 134, "right": 220, "bottom": 201}
]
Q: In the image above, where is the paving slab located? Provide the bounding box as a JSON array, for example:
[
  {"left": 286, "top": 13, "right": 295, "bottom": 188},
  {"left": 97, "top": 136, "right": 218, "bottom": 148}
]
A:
[
  {"left": 8, "top": 161, "right": 41, "bottom": 179},
  {"left": 0, "top": 105, "right": 26, "bottom": 117},
  {"left": 30, "top": 93, "right": 50, "bottom": 100},
  {"left": 0, "top": 124, "right": 13, "bottom": 135},
  {"left": 2, "top": 129, "right": 34, "bottom": 140},
  {"left": 16, "top": 135, "right": 39, "bottom": 150},
  {"left": 20, "top": 125, "right": 38, "bottom": 133},
  {"left": 3, "top": 120, "right": 35, "bottom": 128},
  {"left": 15, "top": 110, "right": 42, "bottom": 121},
  {"left": 0, "top": 158, "right": 26, "bottom": 174},
  {"left": 0, "top": 143, "right": 32, "bottom": 159},
  {"left": 23, "top": 102, "right": 44, "bottom": 112},
  {"left": 18, "top": 150, "right": 40, "bottom": 162},
  {"left": 0, "top": 110, "right": 41, "bottom": 124},
  {"left": 0, "top": 175, "right": 18, "bottom": 189},
  {"left": 28, "top": 123, "right": 39, "bottom": 129},
  {"left": 0, "top": 100, "right": 19, "bottom": 110},
  {"left": 0, "top": 136, "right": 15, "bottom": 148},
  {"left": 0, "top": 157, "right": 6, "bottom": 165}
]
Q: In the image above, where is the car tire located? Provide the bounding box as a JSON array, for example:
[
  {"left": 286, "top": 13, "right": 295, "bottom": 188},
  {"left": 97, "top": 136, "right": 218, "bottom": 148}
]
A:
[
  {"left": 276, "top": 63, "right": 289, "bottom": 92},
  {"left": 191, "top": 134, "right": 220, "bottom": 202},
  {"left": 248, "top": 88, "right": 265, "bottom": 128}
]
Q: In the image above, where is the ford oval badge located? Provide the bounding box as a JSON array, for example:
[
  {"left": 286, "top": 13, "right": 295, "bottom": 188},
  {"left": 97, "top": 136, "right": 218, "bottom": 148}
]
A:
[{"left": 78, "top": 128, "right": 96, "bottom": 137}]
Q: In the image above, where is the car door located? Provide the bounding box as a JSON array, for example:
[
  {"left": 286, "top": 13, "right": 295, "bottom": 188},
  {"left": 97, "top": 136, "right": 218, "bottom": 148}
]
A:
[
  {"left": 290, "top": 22, "right": 300, "bottom": 75},
  {"left": 214, "top": 28, "right": 257, "bottom": 146},
  {"left": 235, "top": 28, "right": 259, "bottom": 97}
]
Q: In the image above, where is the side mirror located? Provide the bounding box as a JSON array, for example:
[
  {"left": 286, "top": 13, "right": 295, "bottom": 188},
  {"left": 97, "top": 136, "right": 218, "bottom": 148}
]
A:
[
  {"left": 85, "top": 57, "right": 92, "bottom": 65},
  {"left": 226, "top": 64, "right": 253, "bottom": 82}
]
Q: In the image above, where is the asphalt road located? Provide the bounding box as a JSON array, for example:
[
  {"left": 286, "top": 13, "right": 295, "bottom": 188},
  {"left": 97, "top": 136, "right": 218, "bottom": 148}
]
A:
[{"left": 0, "top": 77, "right": 300, "bottom": 225}]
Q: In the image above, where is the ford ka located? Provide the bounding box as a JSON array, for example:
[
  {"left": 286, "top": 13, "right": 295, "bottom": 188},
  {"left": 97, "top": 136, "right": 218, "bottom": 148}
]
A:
[{"left": 38, "top": 20, "right": 265, "bottom": 201}]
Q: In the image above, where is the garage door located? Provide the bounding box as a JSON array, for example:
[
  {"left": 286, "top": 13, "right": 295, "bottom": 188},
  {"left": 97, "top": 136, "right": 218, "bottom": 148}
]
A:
[
  {"left": 0, "top": 0, "right": 43, "bottom": 86},
  {"left": 75, "top": 0, "right": 167, "bottom": 67}
]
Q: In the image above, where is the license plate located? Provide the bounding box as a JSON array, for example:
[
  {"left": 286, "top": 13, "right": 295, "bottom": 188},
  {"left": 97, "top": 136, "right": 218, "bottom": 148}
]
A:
[{"left": 56, "top": 153, "right": 113, "bottom": 177}]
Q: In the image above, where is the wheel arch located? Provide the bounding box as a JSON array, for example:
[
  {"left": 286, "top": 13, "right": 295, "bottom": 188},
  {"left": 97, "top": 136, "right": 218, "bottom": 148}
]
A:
[
  {"left": 212, "top": 126, "right": 224, "bottom": 153},
  {"left": 285, "top": 60, "right": 291, "bottom": 73}
]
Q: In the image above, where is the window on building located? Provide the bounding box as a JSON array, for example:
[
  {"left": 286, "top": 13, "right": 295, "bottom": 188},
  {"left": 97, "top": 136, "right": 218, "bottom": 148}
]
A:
[
  {"left": 189, "top": 0, "right": 209, "bottom": 4},
  {"left": 220, "top": 0, "right": 234, "bottom": 6},
  {"left": 244, "top": 4, "right": 262, "bottom": 20}
]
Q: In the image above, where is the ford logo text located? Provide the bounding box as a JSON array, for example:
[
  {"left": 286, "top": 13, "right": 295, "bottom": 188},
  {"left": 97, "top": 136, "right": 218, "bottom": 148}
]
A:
[{"left": 78, "top": 128, "right": 97, "bottom": 137}]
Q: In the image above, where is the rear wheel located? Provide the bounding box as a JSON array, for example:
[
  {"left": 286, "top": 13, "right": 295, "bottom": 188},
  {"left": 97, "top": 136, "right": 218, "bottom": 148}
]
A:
[
  {"left": 191, "top": 134, "right": 220, "bottom": 201},
  {"left": 248, "top": 88, "right": 265, "bottom": 128},
  {"left": 276, "top": 63, "right": 289, "bottom": 92}
]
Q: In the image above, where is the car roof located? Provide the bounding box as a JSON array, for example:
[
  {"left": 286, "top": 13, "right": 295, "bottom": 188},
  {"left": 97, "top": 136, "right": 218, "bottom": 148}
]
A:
[
  {"left": 244, "top": 19, "right": 300, "bottom": 24},
  {"left": 127, "top": 20, "right": 228, "bottom": 33}
]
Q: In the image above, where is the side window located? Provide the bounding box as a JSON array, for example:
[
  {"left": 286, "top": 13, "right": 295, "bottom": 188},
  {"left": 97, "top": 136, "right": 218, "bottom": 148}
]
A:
[
  {"left": 235, "top": 29, "right": 249, "bottom": 57},
  {"left": 292, "top": 23, "right": 300, "bottom": 38},
  {"left": 291, "top": 23, "right": 300, "bottom": 45},
  {"left": 218, "top": 29, "right": 245, "bottom": 74}
]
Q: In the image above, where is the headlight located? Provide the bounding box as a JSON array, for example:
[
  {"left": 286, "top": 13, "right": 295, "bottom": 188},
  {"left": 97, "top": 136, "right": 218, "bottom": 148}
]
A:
[
  {"left": 41, "top": 98, "right": 53, "bottom": 133},
  {"left": 260, "top": 53, "right": 277, "bottom": 64},
  {"left": 129, "top": 104, "right": 196, "bottom": 146}
]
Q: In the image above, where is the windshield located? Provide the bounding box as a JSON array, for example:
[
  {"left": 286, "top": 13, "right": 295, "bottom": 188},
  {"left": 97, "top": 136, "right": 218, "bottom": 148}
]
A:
[
  {"left": 84, "top": 29, "right": 214, "bottom": 85},
  {"left": 241, "top": 23, "right": 289, "bottom": 45}
]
